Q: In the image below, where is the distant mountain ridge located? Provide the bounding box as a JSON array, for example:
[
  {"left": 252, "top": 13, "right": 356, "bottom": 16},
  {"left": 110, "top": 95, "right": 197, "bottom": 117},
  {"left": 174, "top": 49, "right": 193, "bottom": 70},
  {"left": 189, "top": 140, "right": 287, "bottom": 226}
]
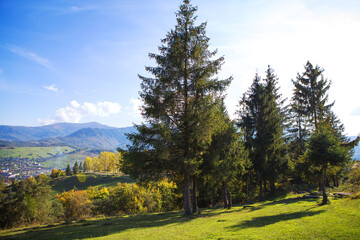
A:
[
  {"left": 0, "top": 122, "right": 135, "bottom": 150},
  {"left": 0, "top": 122, "right": 115, "bottom": 142},
  {"left": 38, "top": 127, "right": 135, "bottom": 149}
]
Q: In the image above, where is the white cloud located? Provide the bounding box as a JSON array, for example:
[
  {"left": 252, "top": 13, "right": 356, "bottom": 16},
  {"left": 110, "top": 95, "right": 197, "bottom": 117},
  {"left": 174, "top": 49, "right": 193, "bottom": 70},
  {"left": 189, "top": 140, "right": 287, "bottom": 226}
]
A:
[
  {"left": 128, "top": 98, "right": 142, "bottom": 118},
  {"left": 8, "top": 45, "right": 53, "bottom": 69},
  {"left": 37, "top": 118, "right": 56, "bottom": 126},
  {"left": 38, "top": 100, "right": 122, "bottom": 124},
  {"left": 43, "top": 84, "right": 58, "bottom": 92}
]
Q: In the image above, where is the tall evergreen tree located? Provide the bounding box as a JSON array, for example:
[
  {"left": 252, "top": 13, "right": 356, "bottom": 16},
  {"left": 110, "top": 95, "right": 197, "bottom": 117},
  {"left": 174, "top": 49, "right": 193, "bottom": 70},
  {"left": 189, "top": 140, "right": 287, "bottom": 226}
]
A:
[
  {"left": 262, "top": 66, "right": 288, "bottom": 192},
  {"left": 238, "top": 73, "right": 267, "bottom": 200},
  {"left": 290, "top": 61, "right": 339, "bottom": 184},
  {"left": 124, "top": 0, "right": 231, "bottom": 215},
  {"left": 65, "top": 164, "right": 72, "bottom": 176},
  {"left": 73, "top": 161, "right": 79, "bottom": 175},
  {"left": 238, "top": 66, "right": 286, "bottom": 200},
  {"left": 291, "top": 61, "right": 333, "bottom": 131},
  {"left": 79, "top": 162, "right": 83, "bottom": 173}
]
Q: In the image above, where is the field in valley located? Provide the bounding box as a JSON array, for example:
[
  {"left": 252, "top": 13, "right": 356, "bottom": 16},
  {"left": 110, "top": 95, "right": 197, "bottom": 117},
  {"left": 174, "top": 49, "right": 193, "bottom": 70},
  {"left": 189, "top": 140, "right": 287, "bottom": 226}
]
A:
[
  {"left": 0, "top": 146, "right": 75, "bottom": 160},
  {"left": 0, "top": 146, "right": 106, "bottom": 170}
]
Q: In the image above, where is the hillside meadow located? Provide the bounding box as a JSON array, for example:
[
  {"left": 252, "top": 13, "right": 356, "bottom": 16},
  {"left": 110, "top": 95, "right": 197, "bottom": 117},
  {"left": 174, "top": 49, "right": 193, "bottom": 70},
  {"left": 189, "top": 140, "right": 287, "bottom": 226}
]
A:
[
  {"left": 1, "top": 194, "right": 359, "bottom": 240},
  {"left": 50, "top": 173, "right": 134, "bottom": 194}
]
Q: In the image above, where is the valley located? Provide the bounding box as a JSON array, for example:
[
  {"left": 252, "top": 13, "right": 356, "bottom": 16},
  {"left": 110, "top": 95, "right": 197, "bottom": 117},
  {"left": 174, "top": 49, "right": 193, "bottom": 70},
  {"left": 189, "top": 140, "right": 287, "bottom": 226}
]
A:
[{"left": 0, "top": 122, "right": 135, "bottom": 179}]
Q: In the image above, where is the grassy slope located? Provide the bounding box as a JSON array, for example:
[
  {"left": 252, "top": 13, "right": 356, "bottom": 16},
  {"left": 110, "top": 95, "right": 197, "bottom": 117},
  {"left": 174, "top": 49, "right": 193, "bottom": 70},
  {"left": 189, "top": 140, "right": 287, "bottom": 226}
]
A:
[
  {"left": 50, "top": 173, "right": 134, "bottom": 193},
  {"left": 1, "top": 195, "right": 359, "bottom": 240},
  {"left": 0, "top": 146, "right": 74, "bottom": 160}
]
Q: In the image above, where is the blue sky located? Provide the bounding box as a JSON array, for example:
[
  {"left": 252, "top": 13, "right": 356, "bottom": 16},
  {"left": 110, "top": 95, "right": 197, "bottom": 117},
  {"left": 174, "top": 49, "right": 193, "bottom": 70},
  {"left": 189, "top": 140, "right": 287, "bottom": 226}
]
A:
[{"left": 1, "top": 0, "right": 360, "bottom": 136}]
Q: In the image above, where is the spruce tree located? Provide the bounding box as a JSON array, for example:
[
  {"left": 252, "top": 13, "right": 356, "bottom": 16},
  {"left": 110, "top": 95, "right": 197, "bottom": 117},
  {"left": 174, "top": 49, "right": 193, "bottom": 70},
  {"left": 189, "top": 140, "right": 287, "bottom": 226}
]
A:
[
  {"left": 65, "top": 164, "right": 72, "bottom": 176},
  {"left": 262, "top": 66, "right": 287, "bottom": 192},
  {"left": 238, "top": 73, "right": 267, "bottom": 200},
  {"left": 79, "top": 162, "right": 83, "bottom": 173},
  {"left": 290, "top": 61, "right": 339, "bottom": 184},
  {"left": 124, "top": 0, "right": 231, "bottom": 215},
  {"left": 291, "top": 61, "right": 333, "bottom": 130},
  {"left": 73, "top": 161, "right": 79, "bottom": 175},
  {"left": 237, "top": 67, "right": 286, "bottom": 199}
]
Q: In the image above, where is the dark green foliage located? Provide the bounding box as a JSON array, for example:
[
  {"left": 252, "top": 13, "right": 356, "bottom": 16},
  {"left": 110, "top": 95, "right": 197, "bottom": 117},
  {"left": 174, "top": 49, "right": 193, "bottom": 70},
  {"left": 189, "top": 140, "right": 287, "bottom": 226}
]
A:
[
  {"left": 73, "top": 161, "right": 79, "bottom": 175},
  {"left": 289, "top": 61, "right": 351, "bottom": 186},
  {"left": 0, "top": 176, "right": 56, "bottom": 229},
  {"left": 201, "top": 102, "right": 250, "bottom": 208},
  {"left": 124, "top": 0, "right": 231, "bottom": 215},
  {"left": 66, "top": 164, "right": 73, "bottom": 176},
  {"left": 291, "top": 61, "right": 334, "bottom": 130},
  {"left": 304, "top": 124, "right": 352, "bottom": 204},
  {"left": 237, "top": 66, "right": 287, "bottom": 200},
  {"left": 262, "top": 67, "right": 288, "bottom": 192},
  {"left": 79, "top": 162, "right": 83, "bottom": 172},
  {"left": 289, "top": 61, "right": 333, "bottom": 173}
]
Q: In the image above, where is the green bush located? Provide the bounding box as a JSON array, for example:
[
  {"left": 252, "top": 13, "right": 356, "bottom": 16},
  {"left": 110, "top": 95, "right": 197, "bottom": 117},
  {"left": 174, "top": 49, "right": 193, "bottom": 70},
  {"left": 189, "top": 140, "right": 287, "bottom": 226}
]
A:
[{"left": 0, "top": 177, "right": 54, "bottom": 229}]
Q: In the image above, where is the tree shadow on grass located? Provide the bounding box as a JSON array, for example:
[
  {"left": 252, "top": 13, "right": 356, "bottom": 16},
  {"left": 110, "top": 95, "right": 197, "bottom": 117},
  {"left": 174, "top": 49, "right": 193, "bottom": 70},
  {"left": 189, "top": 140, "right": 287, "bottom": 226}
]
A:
[
  {"left": 0, "top": 197, "right": 323, "bottom": 240},
  {"left": 1, "top": 204, "right": 269, "bottom": 240},
  {"left": 259, "top": 196, "right": 318, "bottom": 208},
  {"left": 0, "top": 211, "right": 190, "bottom": 240},
  {"left": 1, "top": 208, "right": 242, "bottom": 240},
  {"left": 227, "top": 209, "right": 325, "bottom": 230}
]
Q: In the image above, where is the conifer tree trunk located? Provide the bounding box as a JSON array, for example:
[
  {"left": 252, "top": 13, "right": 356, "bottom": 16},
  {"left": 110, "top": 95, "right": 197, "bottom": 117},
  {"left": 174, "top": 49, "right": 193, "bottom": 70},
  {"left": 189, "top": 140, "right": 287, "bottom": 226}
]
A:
[
  {"left": 192, "top": 175, "right": 198, "bottom": 213},
  {"left": 258, "top": 173, "right": 263, "bottom": 201},
  {"left": 263, "top": 180, "right": 267, "bottom": 193},
  {"left": 184, "top": 173, "right": 192, "bottom": 215},
  {"left": 246, "top": 175, "right": 249, "bottom": 201},
  {"left": 321, "top": 163, "right": 328, "bottom": 205},
  {"left": 212, "top": 187, "right": 216, "bottom": 208},
  {"left": 222, "top": 181, "right": 228, "bottom": 208},
  {"left": 270, "top": 180, "right": 275, "bottom": 193},
  {"left": 228, "top": 192, "right": 232, "bottom": 209}
]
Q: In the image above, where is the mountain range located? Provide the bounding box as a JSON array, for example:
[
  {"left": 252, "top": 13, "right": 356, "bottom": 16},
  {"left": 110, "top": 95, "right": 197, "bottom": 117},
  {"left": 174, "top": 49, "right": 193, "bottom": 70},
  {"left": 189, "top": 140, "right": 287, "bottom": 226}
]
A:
[
  {"left": 0, "top": 122, "right": 135, "bottom": 150},
  {"left": 0, "top": 122, "right": 359, "bottom": 159}
]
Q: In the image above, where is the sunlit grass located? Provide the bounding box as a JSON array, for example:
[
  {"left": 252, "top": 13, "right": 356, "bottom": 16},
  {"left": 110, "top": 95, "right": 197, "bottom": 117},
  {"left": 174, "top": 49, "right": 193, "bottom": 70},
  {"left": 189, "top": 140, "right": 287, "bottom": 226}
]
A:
[
  {"left": 1, "top": 195, "right": 359, "bottom": 240},
  {"left": 0, "top": 146, "right": 74, "bottom": 160},
  {"left": 50, "top": 173, "right": 134, "bottom": 194}
]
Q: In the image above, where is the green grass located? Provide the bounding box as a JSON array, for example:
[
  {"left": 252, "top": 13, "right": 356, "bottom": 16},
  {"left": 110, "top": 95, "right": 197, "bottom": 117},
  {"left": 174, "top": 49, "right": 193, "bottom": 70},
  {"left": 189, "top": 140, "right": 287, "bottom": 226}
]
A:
[
  {"left": 0, "top": 146, "right": 98, "bottom": 169},
  {"left": 1, "top": 195, "right": 359, "bottom": 239},
  {"left": 50, "top": 173, "right": 134, "bottom": 193},
  {"left": 0, "top": 146, "right": 75, "bottom": 160}
]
